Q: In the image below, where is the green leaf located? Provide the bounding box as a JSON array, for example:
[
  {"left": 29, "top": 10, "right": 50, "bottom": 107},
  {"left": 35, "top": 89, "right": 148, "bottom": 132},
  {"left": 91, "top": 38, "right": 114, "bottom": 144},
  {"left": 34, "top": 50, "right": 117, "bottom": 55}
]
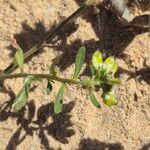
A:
[
  {"left": 15, "top": 49, "right": 24, "bottom": 73},
  {"left": 103, "top": 90, "right": 117, "bottom": 106},
  {"left": 104, "top": 56, "right": 114, "bottom": 70},
  {"left": 90, "top": 64, "right": 95, "bottom": 76},
  {"left": 47, "top": 81, "right": 52, "bottom": 95},
  {"left": 111, "top": 63, "right": 118, "bottom": 74},
  {"left": 54, "top": 84, "right": 66, "bottom": 114},
  {"left": 104, "top": 57, "right": 119, "bottom": 75},
  {"left": 12, "top": 75, "right": 41, "bottom": 112},
  {"left": 107, "top": 78, "right": 121, "bottom": 85},
  {"left": 73, "top": 46, "right": 86, "bottom": 78},
  {"left": 92, "top": 51, "right": 103, "bottom": 70},
  {"left": 12, "top": 86, "right": 28, "bottom": 112},
  {"left": 89, "top": 92, "right": 101, "bottom": 109},
  {"left": 12, "top": 77, "right": 33, "bottom": 112},
  {"left": 104, "top": 57, "right": 115, "bottom": 64}
]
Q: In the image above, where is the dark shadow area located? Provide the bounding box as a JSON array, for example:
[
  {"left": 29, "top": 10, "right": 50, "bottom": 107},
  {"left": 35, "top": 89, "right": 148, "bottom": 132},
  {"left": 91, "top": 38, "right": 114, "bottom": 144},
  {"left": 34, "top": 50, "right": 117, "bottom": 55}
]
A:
[
  {"left": 6, "top": 20, "right": 79, "bottom": 58},
  {"left": 78, "top": 138, "right": 124, "bottom": 150},
  {"left": 45, "top": 102, "right": 75, "bottom": 144},
  {"left": 1, "top": 99, "right": 37, "bottom": 150},
  {"left": 5, "top": 0, "right": 149, "bottom": 83},
  {"left": 0, "top": 93, "right": 75, "bottom": 150},
  {"left": 139, "top": 143, "right": 150, "bottom": 150},
  {"left": 1, "top": 1, "right": 149, "bottom": 149},
  {"left": 50, "top": 0, "right": 149, "bottom": 83},
  {"left": 131, "top": 67, "right": 150, "bottom": 84},
  {"left": 35, "top": 101, "right": 75, "bottom": 145},
  {"left": 0, "top": 88, "right": 16, "bottom": 121},
  {"left": 128, "top": 0, "right": 150, "bottom": 12},
  {"left": 54, "top": 0, "right": 148, "bottom": 70},
  {"left": 6, "top": 21, "right": 54, "bottom": 57},
  {"left": 118, "top": 66, "right": 150, "bottom": 84},
  {"left": 0, "top": 77, "right": 10, "bottom": 95},
  {"left": 6, "top": 127, "right": 26, "bottom": 150}
]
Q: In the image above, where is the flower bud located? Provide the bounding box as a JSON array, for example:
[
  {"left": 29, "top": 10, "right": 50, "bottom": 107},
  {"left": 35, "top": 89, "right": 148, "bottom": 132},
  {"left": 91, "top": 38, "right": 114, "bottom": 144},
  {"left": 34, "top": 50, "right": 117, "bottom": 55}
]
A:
[{"left": 103, "top": 90, "right": 117, "bottom": 106}]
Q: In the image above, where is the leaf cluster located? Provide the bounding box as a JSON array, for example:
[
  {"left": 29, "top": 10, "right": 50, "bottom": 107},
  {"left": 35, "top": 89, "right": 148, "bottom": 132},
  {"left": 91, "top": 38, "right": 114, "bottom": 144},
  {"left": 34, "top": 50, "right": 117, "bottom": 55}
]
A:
[{"left": 10, "top": 46, "right": 120, "bottom": 114}]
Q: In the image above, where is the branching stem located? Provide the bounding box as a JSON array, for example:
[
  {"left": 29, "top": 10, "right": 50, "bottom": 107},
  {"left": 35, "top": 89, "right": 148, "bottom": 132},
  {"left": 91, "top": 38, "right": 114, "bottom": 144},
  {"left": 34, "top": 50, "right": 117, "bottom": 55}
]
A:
[
  {"left": 0, "top": 73, "right": 90, "bottom": 86},
  {"left": 4, "top": 1, "right": 93, "bottom": 74}
]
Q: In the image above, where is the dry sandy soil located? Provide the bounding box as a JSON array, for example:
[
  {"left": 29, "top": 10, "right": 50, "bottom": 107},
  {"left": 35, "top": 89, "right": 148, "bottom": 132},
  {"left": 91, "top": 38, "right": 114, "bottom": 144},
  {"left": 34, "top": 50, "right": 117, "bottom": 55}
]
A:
[{"left": 0, "top": 0, "right": 150, "bottom": 150}]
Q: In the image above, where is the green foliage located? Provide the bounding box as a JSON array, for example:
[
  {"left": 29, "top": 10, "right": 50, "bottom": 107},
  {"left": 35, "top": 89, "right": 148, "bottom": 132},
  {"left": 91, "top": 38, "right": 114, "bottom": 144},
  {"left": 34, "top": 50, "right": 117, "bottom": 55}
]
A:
[
  {"left": 12, "top": 75, "right": 42, "bottom": 112},
  {"left": 92, "top": 50, "right": 103, "bottom": 69},
  {"left": 102, "top": 90, "right": 117, "bottom": 106},
  {"left": 111, "top": 63, "right": 118, "bottom": 75},
  {"left": 89, "top": 92, "right": 101, "bottom": 109},
  {"left": 15, "top": 49, "right": 24, "bottom": 73},
  {"left": 12, "top": 85, "right": 28, "bottom": 112},
  {"left": 104, "top": 56, "right": 118, "bottom": 74},
  {"left": 46, "top": 81, "right": 52, "bottom": 95},
  {"left": 89, "top": 50, "right": 120, "bottom": 107},
  {"left": 73, "top": 46, "right": 86, "bottom": 79},
  {"left": 0, "top": 0, "right": 121, "bottom": 115},
  {"left": 107, "top": 78, "right": 121, "bottom": 85},
  {"left": 1, "top": 46, "right": 120, "bottom": 114},
  {"left": 54, "top": 84, "right": 66, "bottom": 114},
  {"left": 90, "top": 64, "right": 95, "bottom": 76}
]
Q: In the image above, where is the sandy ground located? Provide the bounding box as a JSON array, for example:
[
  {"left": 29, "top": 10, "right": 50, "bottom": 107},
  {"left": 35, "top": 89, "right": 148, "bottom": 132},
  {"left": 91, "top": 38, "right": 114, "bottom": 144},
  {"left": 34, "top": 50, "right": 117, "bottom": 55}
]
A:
[{"left": 0, "top": 0, "right": 150, "bottom": 150}]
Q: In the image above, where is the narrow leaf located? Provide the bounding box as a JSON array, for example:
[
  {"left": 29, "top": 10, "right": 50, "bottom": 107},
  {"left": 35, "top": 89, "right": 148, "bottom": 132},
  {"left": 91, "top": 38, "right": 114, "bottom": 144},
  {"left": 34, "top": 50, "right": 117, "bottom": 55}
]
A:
[
  {"left": 73, "top": 46, "right": 86, "bottom": 78},
  {"left": 54, "top": 84, "right": 66, "bottom": 114},
  {"left": 12, "top": 75, "right": 41, "bottom": 112},
  {"left": 12, "top": 87, "right": 28, "bottom": 112},
  {"left": 15, "top": 49, "right": 24, "bottom": 73},
  {"left": 47, "top": 81, "right": 52, "bottom": 95},
  {"left": 89, "top": 92, "right": 101, "bottom": 109},
  {"left": 92, "top": 51, "right": 103, "bottom": 70},
  {"left": 107, "top": 78, "right": 121, "bottom": 85},
  {"left": 90, "top": 64, "right": 95, "bottom": 76}
]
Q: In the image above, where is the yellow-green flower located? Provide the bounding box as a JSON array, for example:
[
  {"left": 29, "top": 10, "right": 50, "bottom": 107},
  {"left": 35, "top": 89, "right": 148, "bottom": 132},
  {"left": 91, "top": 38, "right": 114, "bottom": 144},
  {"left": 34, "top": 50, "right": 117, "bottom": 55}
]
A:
[{"left": 103, "top": 90, "right": 117, "bottom": 106}]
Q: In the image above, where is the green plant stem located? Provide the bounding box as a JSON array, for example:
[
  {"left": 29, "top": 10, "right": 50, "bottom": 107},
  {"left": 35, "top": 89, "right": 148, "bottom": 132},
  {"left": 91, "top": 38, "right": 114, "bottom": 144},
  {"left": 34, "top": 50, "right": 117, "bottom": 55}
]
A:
[
  {"left": 0, "top": 73, "right": 90, "bottom": 86},
  {"left": 4, "top": 1, "right": 93, "bottom": 74}
]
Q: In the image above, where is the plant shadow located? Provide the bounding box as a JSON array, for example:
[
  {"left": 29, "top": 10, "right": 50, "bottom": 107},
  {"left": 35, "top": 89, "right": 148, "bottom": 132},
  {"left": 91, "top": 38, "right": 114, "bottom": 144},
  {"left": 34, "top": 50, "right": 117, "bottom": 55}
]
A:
[
  {"left": 139, "top": 143, "right": 150, "bottom": 150},
  {"left": 1, "top": 1, "right": 149, "bottom": 149},
  {"left": 5, "top": 0, "right": 149, "bottom": 84},
  {"left": 35, "top": 101, "right": 75, "bottom": 144},
  {"left": 53, "top": 0, "right": 149, "bottom": 83},
  {"left": 0, "top": 88, "right": 75, "bottom": 150},
  {"left": 118, "top": 66, "right": 150, "bottom": 84},
  {"left": 78, "top": 138, "right": 124, "bottom": 150},
  {"left": 6, "top": 20, "right": 79, "bottom": 58}
]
